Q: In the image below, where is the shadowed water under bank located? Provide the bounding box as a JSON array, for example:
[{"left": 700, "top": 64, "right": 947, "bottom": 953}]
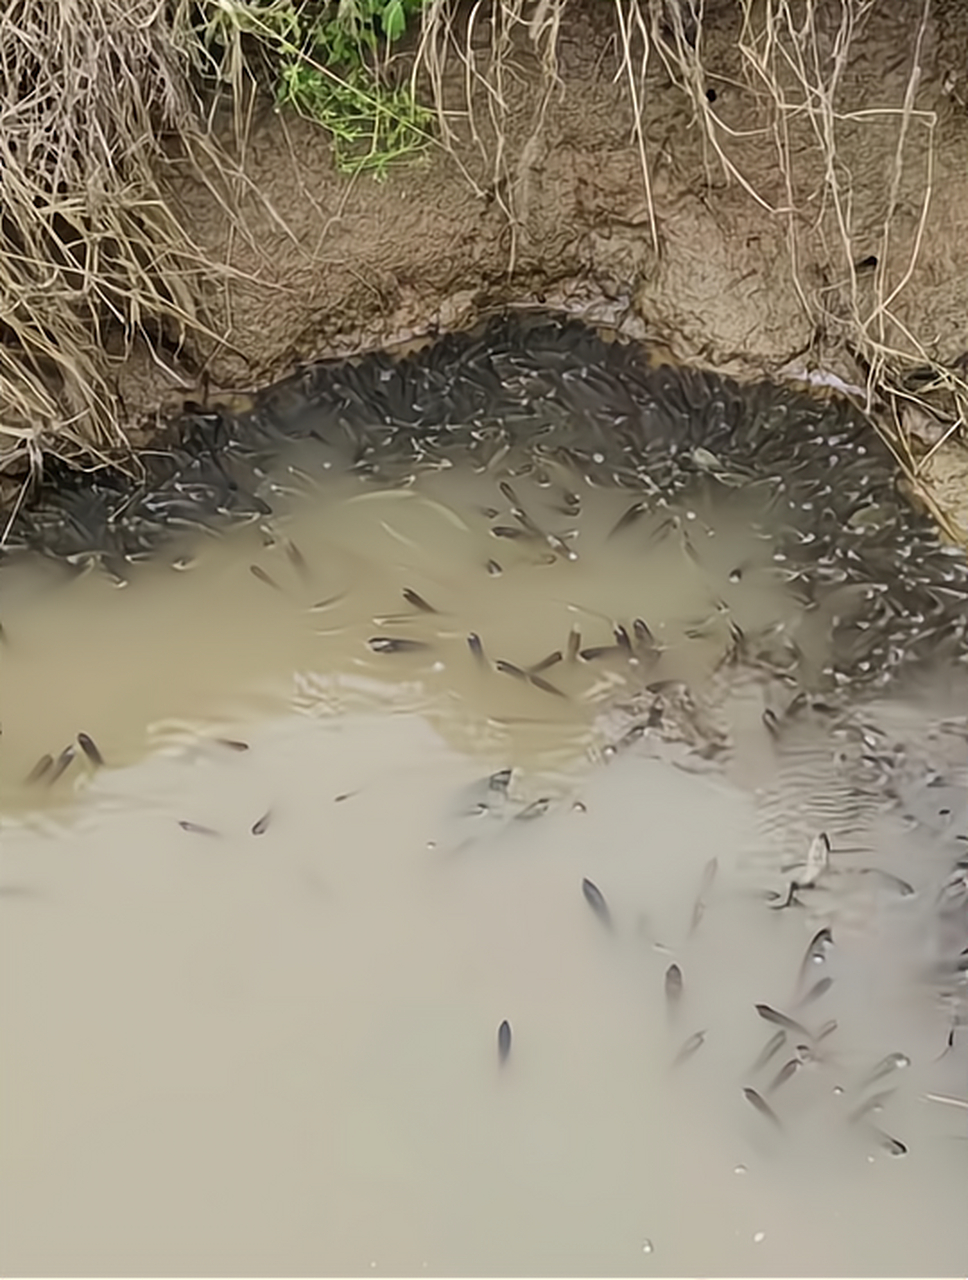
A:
[{"left": 0, "top": 315, "right": 966, "bottom": 1276}]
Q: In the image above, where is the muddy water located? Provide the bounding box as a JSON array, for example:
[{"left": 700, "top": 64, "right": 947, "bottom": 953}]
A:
[{"left": 1, "top": 445, "right": 966, "bottom": 1276}]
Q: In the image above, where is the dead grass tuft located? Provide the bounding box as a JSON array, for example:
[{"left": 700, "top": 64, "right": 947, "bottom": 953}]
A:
[{"left": 0, "top": 0, "right": 245, "bottom": 480}]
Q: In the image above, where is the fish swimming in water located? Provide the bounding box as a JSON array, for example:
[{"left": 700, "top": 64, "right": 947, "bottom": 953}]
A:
[
  {"left": 582, "top": 878, "right": 613, "bottom": 931},
  {"left": 498, "top": 1019, "right": 512, "bottom": 1064}
]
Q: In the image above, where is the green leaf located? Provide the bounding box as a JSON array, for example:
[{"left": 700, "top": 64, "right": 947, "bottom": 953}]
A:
[{"left": 382, "top": 0, "right": 405, "bottom": 42}]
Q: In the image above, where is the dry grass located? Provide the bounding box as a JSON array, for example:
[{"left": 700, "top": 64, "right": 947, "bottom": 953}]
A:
[
  {"left": 411, "top": 0, "right": 966, "bottom": 538},
  {"left": 0, "top": 0, "right": 227, "bottom": 479},
  {"left": 2, "top": 0, "right": 965, "bottom": 543}
]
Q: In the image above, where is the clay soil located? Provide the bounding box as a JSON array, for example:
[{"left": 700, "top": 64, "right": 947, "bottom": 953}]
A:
[{"left": 86, "top": 0, "right": 968, "bottom": 536}]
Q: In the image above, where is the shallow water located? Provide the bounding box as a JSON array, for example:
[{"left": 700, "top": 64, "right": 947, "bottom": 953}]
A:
[{"left": 1, "top": 410, "right": 966, "bottom": 1276}]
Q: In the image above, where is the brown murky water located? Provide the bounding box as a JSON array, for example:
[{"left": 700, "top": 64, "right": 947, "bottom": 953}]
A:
[{"left": 1, "top": 446, "right": 966, "bottom": 1276}]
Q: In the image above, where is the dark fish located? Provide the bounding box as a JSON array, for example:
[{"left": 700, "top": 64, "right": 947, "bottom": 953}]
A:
[
  {"left": 762, "top": 708, "right": 782, "bottom": 738},
  {"left": 485, "top": 559, "right": 503, "bottom": 576},
  {"left": 468, "top": 632, "right": 486, "bottom": 662},
  {"left": 528, "top": 673, "right": 566, "bottom": 698},
  {"left": 77, "top": 732, "right": 104, "bottom": 767},
  {"left": 797, "top": 926, "right": 833, "bottom": 988},
  {"left": 632, "top": 618, "right": 655, "bottom": 648},
  {"left": 402, "top": 587, "right": 437, "bottom": 614},
  {"left": 25, "top": 754, "right": 54, "bottom": 785},
  {"left": 869, "top": 1127, "right": 907, "bottom": 1157},
  {"left": 528, "top": 650, "right": 562, "bottom": 674},
  {"left": 489, "top": 768, "right": 513, "bottom": 794},
  {"left": 498, "top": 1019, "right": 512, "bottom": 1064},
  {"left": 795, "top": 976, "right": 833, "bottom": 1009},
  {"left": 580, "top": 645, "right": 622, "bottom": 661},
  {"left": 859, "top": 1052, "right": 911, "bottom": 1089},
  {"left": 673, "top": 1030, "right": 706, "bottom": 1066},
  {"left": 566, "top": 626, "right": 581, "bottom": 662},
  {"left": 665, "top": 963, "right": 683, "bottom": 1006},
  {"left": 607, "top": 500, "right": 649, "bottom": 539},
  {"left": 495, "top": 659, "right": 528, "bottom": 681},
  {"left": 368, "top": 637, "right": 431, "bottom": 654},
  {"left": 47, "top": 746, "right": 76, "bottom": 786},
  {"left": 859, "top": 867, "right": 916, "bottom": 896},
  {"left": 515, "top": 797, "right": 550, "bottom": 821},
  {"left": 755, "top": 1004, "right": 812, "bottom": 1040},
  {"left": 491, "top": 525, "right": 530, "bottom": 541},
  {"left": 178, "top": 820, "right": 219, "bottom": 836},
  {"left": 750, "top": 1030, "right": 787, "bottom": 1073},
  {"left": 498, "top": 480, "right": 520, "bottom": 506},
  {"left": 743, "top": 1086, "right": 783, "bottom": 1129},
  {"left": 582, "top": 878, "right": 613, "bottom": 931},
  {"left": 614, "top": 624, "right": 632, "bottom": 652},
  {"left": 216, "top": 738, "right": 249, "bottom": 752},
  {"left": 251, "top": 810, "right": 271, "bottom": 836},
  {"left": 284, "top": 539, "right": 311, "bottom": 581},
  {"left": 766, "top": 1058, "right": 802, "bottom": 1094},
  {"left": 250, "top": 564, "right": 282, "bottom": 591}
]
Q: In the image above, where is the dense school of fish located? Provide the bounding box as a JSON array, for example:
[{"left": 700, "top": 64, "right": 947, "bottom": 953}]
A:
[{"left": 2, "top": 312, "right": 965, "bottom": 1160}]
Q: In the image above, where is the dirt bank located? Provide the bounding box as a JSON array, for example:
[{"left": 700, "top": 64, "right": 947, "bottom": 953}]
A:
[{"left": 4, "top": 0, "right": 968, "bottom": 533}]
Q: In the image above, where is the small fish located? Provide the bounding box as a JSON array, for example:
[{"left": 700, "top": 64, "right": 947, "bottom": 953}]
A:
[
  {"left": 566, "top": 626, "right": 581, "bottom": 662},
  {"left": 614, "top": 624, "right": 632, "bottom": 652},
  {"left": 489, "top": 768, "right": 513, "bottom": 794},
  {"left": 794, "top": 976, "right": 833, "bottom": 1009},
  {"left": 673, "top": 1030, "right": 706, "bottom": 1066},
  {"left": 402, "top": 587, "right": 437, "bottom": 614},
  {"left": 607, "top": 501, "right": 649, "bottom": 539},
  {"left": 77, "top": 732, "right": 104, "bottom": 767},
  {"left": 368, "top": 637, "right": 431, "bottom": 654},
  {"left": 498, "top": 1019, "right": 512, "bottom": 1064},
  {"left": 515, "top": 798, "right": 550, "bottom": 821},
  {"left": 528, "top": 650, "right": 562, "bottom": 674},
  {"left": 25, "top": 754, "right": 53, "bottom": 785},
  {"left": 580, "top": 645, "right": 622, "bottom": 662},
  {"left": 690, "top": 857, "right": 717, "bottom": 932},
  {"left": 869, "top": 1127, "right": 907, "bottom": 1157},
  {"left": 800, "top": 832, "right": 831, "bottom": 888},
  {"left": 495, "top": 659, "right": 528, "bottom": 681},
  {"left": 762, "top": 708, "right": 782, "bottom": 738},
  {"left": 743, "top": 1086, "right": 783, "bottom": 1129},
  {"left": 816, "top": 1018, "right": 838, "bottom": 1043},
  {"left": 485, "top": 559, "right": 503, "bottom": 576},
  {"left": 797, "top": 926, "right": 833, "bottom": 988},
  {"left": 755, "top": 1004, "right": 812, "bottom": 1040},
  {"left": 308, "top": 593, "right": 346, "bottom": 613},
  {"left": 582, "top": 878, "right": 613, "bottom": 931},
  {"left": 859, "top": 867, "right": 915, "bottom": 896},
  {"left": 498, "top": 480, "right": 520, "bottom": 506},
  {"left": 250, "top": 564, "right": 282, "bottom": 591},
  {"left": 750, "top": 1030, "right": 787, "bottom": 1073},
  {"left": 216, "top": 738, "right": 249, "bottom": 752},
  {"left": 491, "top": 525, "right": 530, "bottom": 540},
  {"left": 468, "top": 633, "right": 486, "bottom": 663},
  {"left": 178, "top": 820, "right": 219, "bottom": 836},
  {"left": 632, "top": 618, "right": 655, "bottom": 648},
  {"left": 284, "top": 539, "right": 311, "bottom": 581},
  {"left": 47, "top": 746, "right": 76, "bottom": 786},
  {"left": 766, "top": 1058, "right": 802, "bottom": 1094},
  {"left": 251, "top": 810, "right": 271, "bottom": 836},
  {"left": 665, "top": 963, "right": 683, "bottom": 1006},
  {"left": 528, "top": 673, "right": 567, "bottom": 698},
  {"left": 859, "top": 1052, "right": 911, "bottom": 1089}
]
